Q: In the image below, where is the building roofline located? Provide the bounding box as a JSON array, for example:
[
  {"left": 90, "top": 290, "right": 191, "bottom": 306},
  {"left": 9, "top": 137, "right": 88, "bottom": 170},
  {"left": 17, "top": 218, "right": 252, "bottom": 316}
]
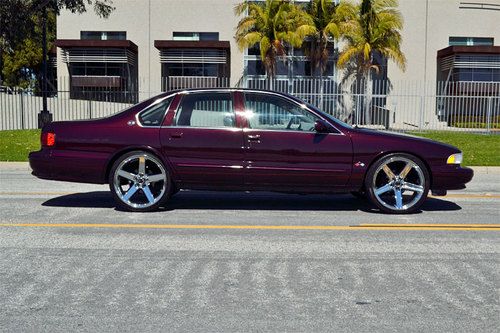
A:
[
  {"left": 54, "top": 39, "right": 138, "bottom": 53},
  {"left": 154, "top": 40, "right": 230, "bottom": 50},
  {"left": 437, "top": 45, "right": 500, "bottom": 58}
]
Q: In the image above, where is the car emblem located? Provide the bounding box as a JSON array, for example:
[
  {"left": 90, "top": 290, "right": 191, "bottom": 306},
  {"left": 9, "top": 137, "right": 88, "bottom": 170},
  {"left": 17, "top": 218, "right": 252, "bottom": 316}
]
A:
[{"left": 354, "top": 161, "right": 365, "bottom": 167}]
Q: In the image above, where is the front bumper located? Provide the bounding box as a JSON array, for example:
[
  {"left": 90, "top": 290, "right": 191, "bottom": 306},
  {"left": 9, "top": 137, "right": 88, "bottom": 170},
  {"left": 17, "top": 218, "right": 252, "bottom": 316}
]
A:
[{"left": 431, "top": 165, "right": 474, "bottom": 191}]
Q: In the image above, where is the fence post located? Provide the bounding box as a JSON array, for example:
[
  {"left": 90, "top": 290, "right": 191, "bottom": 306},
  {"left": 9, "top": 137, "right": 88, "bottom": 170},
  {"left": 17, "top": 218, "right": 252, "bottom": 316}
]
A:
[
  {"left": 87, "top": 100, "right": 92, "bottom": 119},
  {"left": 19, "top": 92, "right": 25, "bottom": 130},
  {"left": 419, "top": 94, "right": 424, "bottom": 131},
  {"left": 355, "top": 95, "right": 360, "bottom": 126},
  {"left": 486, "top": 96, "right": 492, "bottom": 134}
]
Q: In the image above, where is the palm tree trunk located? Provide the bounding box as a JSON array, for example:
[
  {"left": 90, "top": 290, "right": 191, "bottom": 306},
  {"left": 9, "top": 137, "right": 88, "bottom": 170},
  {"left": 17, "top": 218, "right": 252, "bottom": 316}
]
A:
[
  {"left": 364, "top": 70, "right": 373, "bottom": 125},
  {"left": 319, "top": 72, "right": 324, "bottom": 111}
]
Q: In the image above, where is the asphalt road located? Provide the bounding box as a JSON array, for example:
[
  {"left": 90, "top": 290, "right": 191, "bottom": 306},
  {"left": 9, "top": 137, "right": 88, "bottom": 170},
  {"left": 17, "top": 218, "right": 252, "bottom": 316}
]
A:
[{"left": 0, "top": 163, "right": 499, "bottom": 332}]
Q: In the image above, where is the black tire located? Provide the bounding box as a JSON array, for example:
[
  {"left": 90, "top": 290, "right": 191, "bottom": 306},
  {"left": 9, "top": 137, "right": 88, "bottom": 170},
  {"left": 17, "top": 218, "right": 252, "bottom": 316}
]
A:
[
  {"left": 109, "top": 150, "right": 172, "bottom": 212},
  {"left": 350, "top": 190, "right": 367, "bottom": 200},
  {"left": 365, "top": 153, "right": 430, "bottom": 214}
]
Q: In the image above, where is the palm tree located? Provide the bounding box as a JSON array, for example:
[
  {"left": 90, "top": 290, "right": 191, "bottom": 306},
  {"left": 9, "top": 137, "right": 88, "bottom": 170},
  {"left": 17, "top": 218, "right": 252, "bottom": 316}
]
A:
[
  {"left": 337, "top": 0, "right": 406, "bottom": 124},
  {"left": 302, "top": 0, "right": 356, "bottom": 110},
  {"left": 234, "top": 0, "right": 315, "bottom": 79},
  {"left": 304, "top": 0, "right": 356, "bottom": 75}
]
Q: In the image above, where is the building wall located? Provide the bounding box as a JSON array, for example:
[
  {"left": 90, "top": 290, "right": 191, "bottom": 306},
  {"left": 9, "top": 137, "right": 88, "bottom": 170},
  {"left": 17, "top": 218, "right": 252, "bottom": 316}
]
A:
[
  {"left": 57, "top": 0, "right": 244, "bottom": 92},
  {"left": 57, "top": 0, "right": 500, "bottom": 93},
  {"left": 389, "top": 0, "right": 500, "bottom": 88}
]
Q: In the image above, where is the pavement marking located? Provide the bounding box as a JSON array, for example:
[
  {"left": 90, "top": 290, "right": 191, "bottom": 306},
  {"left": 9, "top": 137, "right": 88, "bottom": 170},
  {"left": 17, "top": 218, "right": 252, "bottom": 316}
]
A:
[
  {"left": 429, "top": 193, "right": 500, "bottom": 199},
  {"left": 0, "top": 223, "right": 499, "bottom": 231},
  {"left": 1, "top": 192, "right": 500, "bottom": 199}
]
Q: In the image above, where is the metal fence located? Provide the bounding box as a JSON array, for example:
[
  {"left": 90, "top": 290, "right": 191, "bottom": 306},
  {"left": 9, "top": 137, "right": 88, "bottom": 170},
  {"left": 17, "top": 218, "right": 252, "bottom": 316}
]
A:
[{"left": 1, "top": 77, "right": 499, "bottom": 133}]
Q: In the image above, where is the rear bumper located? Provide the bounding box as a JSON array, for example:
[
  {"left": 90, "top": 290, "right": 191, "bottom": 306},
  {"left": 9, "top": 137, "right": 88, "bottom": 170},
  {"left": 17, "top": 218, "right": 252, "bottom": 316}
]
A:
[
  {"left": 29, "top": 149, "right": 108, "bottom": 184},
  {"left": 431, "top": 165, "right": 474, "bottom": 191}
]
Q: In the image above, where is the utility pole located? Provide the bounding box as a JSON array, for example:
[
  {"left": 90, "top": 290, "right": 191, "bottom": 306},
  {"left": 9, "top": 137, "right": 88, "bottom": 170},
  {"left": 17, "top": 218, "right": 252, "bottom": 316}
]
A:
[{"left": 38, "top": 0, "right": 53, "bottom": 128}]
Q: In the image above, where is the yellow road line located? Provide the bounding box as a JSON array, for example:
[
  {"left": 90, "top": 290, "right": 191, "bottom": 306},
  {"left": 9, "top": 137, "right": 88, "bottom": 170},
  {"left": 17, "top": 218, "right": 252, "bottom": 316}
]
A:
[
  {"left": 0, "top": 192, "right": 74, "bottom": 196},
  {"left": 0, "top": 223, "right": 498, "bottom": 231},
  {"left": 430, "top": 193, "right": 500, "bottom": 199},
  {"left": 361, "top": 223, "right": 500, "bottom": 228}
]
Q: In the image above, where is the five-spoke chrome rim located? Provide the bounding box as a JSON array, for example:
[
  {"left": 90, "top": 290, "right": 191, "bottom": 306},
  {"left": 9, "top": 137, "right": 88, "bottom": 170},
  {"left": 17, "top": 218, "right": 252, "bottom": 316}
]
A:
[
  {"left": 372, "top": 157, "right": 425, "bottom": 211},
  {"left": 113, "top": 154, "right": 166, "bottom": 209}
]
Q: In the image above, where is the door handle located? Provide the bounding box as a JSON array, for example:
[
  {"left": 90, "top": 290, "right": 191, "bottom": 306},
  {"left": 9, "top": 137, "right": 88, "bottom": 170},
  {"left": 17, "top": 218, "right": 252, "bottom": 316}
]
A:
[
  {"left": 247, "top": 134, "right": 261, "bottom": 141},
  {"left": 170, "top": 132, "right": 183, "bottom": 139}
]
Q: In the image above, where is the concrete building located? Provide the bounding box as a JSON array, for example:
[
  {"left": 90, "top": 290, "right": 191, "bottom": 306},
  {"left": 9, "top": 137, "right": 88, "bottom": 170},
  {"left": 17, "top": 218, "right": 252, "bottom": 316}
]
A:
[{"left": 55, "top": 0, "right": 500, "bottom": 106}]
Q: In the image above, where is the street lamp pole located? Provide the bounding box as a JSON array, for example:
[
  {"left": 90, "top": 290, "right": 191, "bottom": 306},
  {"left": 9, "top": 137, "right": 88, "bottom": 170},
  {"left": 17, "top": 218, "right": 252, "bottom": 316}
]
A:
[
  {"left": 42, "top": 5, "right": 47, "bottom": 113},
  {"left": 38, "top": 0, "right": 52, "bottom": 128}
]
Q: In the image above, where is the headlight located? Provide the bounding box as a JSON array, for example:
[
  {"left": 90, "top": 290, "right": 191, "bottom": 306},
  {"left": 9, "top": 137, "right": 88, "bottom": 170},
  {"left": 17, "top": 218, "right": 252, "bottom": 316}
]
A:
[{"left": 447, "top": 152, "right": 463, "bottom": 164}]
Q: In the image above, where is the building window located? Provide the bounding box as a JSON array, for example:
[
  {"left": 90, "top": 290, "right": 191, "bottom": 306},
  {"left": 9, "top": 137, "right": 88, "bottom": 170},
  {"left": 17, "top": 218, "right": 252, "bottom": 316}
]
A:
[
  {"left": 244, "top": 43, "right": 337, "bottom": 79},
  {"left": 159, "top": 48, "right": 229, "bottom": 91},
  {"left": 449, "top": 37, "right": 494, "bottom": 46},
  {"left": 81, "top": 31, "right": 127, "bottom": 40},
  {"left": 61, "top": 47, "right": 138, "bottom": 103},
  {"left": 173, "top": 32, "right": 219, "bottom": 41}
]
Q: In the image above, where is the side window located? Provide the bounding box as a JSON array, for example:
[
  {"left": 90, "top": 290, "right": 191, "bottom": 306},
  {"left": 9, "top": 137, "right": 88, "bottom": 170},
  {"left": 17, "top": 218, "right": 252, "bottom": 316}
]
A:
[
  {"left": 138, "top": 96, "right": 173, "bottom": 126},
  {"left": 244, "top": 93, "right": 319, "bottom": 131},
  {"left": 174, "top": 92, "right": 235, "bottom": 128}
]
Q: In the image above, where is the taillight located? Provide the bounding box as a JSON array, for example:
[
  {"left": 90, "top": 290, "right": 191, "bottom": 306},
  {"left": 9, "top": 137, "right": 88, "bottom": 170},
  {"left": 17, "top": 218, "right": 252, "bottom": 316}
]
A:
[{"left": 41, "top": 132, "right": 56, "bottom": 147}]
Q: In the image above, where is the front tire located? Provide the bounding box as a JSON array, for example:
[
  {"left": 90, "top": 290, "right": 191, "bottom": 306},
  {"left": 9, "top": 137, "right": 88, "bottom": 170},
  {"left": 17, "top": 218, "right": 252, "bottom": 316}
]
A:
[
  {"left": 109, "top": 151, "right": 172, "bottom": 212},
  {"left": 365, "top": 153, "right": 430, "bottom": 214}
]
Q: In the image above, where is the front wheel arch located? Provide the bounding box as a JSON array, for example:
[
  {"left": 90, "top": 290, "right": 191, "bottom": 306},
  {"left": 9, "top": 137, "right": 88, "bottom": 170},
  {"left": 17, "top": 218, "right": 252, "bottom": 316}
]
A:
[
  {"left": 361, "top": 151, "right": 433, "bottom": 190},
  {"left": 364, "top": 152, "right": 431, "bottom": 214}
]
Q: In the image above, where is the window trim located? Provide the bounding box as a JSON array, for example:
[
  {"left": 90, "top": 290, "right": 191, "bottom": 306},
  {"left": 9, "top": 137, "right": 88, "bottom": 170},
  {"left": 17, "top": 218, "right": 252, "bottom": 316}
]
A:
[
  {"left": 159, "top": 89, "right": 346, "bottom": 135},
  {"left": 170, "top": 91, "right": 238, "bottom": 129},
  {"left": 136, "top": 95, "right": 175, "bottom": 128},
  {"left": 242, "top": 91, "right": 343, "bottom": 135}
]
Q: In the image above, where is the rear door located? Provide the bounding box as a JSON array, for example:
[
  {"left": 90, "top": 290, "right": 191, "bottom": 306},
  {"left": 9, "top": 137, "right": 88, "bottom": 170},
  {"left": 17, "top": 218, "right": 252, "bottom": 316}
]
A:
[
  {"left": 160, "top": 91, "right": 244, "bottom": 187},
  {"left": 240, "top": 91, "right": 353, "bottom": 190}
]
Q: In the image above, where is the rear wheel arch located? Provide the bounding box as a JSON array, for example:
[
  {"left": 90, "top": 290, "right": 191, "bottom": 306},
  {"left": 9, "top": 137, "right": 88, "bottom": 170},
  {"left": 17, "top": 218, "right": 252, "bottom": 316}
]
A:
[{"left": 104, "top": 146, "right": 171, "bottom": 183}]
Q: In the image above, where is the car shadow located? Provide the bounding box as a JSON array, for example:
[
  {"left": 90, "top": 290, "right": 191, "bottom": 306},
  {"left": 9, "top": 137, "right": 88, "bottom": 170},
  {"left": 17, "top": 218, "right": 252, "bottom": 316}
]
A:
[{"left": 42, "top": 190, "right": 462, "bottom": 213}]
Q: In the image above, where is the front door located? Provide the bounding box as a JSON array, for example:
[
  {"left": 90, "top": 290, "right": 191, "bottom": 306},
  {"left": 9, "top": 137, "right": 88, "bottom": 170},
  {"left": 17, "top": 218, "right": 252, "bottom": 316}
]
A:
[
  {"left": 160, "top": 91, "right": 244, "bottom": 187},
  {"left": 240, "top": 92, "right": 352, "bottom": 190}
]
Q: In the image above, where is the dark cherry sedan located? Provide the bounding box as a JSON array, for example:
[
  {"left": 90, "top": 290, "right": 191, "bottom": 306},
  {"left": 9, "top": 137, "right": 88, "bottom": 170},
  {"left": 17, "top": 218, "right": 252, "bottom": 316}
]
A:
[{"left": 29, "top": 89, "right": 473, "bottom": 213}]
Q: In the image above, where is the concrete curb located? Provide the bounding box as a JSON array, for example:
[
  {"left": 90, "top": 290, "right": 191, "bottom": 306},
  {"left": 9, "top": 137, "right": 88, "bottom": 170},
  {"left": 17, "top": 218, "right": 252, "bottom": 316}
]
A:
[{"left": 1, "top": 162, "right": 500, "bottom": 174}]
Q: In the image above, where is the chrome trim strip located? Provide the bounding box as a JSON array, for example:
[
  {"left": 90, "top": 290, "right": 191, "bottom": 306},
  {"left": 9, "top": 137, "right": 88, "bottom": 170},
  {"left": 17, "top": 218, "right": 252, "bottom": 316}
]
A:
[
  {"left": 177, "top": 164, "right": 243, "bottom": 169},
  {"left": 160, "top": 125, "right": 242, "bottom": 131},
  {"left": 246, "top": 165, "right": 344, "bottom": 173}
]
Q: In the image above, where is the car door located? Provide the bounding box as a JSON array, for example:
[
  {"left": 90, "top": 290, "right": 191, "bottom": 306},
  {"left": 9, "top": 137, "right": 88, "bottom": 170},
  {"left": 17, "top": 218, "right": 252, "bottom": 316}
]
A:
[
  {"left": 159, "top": 91, "right": 244, "bottom": 187},
  {"left": 240, "top": 91, "right": 353, "bottom": 190}
]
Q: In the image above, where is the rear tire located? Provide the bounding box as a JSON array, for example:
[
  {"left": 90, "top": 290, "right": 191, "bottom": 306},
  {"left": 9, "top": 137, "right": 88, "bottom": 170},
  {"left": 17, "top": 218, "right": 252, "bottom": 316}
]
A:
[
  {"left": 365, "top": 153, "right": 430, "bottom": 214},
  {"left": 109, "top": 151, "right": 172, "bottom": 212}
]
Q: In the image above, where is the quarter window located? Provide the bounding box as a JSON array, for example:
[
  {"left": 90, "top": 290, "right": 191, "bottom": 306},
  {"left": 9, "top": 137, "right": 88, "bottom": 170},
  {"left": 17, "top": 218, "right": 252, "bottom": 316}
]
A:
[
  {"left": 174, "top": 93, "right": 235, "bottom": 128},
  {"left": 244, "top": 93, "right": 319, "bottom": 132},
  {"left": 138, "top": 97, "right": 173, "bottom": 126}
]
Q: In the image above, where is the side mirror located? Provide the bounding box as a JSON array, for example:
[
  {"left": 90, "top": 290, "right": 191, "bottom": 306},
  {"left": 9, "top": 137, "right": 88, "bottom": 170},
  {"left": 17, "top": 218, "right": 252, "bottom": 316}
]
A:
[{"left": 314, "top": 120, "right": 330, "bottom": 133}]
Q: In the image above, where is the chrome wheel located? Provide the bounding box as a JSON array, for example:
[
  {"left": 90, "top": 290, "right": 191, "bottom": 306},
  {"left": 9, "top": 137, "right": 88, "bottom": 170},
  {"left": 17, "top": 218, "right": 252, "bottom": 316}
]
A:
[
  {"left": 371, "top": 156, "right": 425, "bottom": 211},
  {"left": 113, "top": 153, "right": 167, "bottom": 209}
]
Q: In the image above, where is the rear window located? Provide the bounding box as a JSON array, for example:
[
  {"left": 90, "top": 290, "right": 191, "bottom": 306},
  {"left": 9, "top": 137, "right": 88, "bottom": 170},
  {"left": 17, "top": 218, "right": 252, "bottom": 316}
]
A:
[{"left": 138, "top": 97, "right": 173, "bottom": 126}]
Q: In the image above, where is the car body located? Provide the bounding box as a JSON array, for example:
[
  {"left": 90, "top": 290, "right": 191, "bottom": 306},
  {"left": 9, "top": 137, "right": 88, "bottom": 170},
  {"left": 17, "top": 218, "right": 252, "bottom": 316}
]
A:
[{"left": 29, "top": 88, "right": 473, "bottom": 213}]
